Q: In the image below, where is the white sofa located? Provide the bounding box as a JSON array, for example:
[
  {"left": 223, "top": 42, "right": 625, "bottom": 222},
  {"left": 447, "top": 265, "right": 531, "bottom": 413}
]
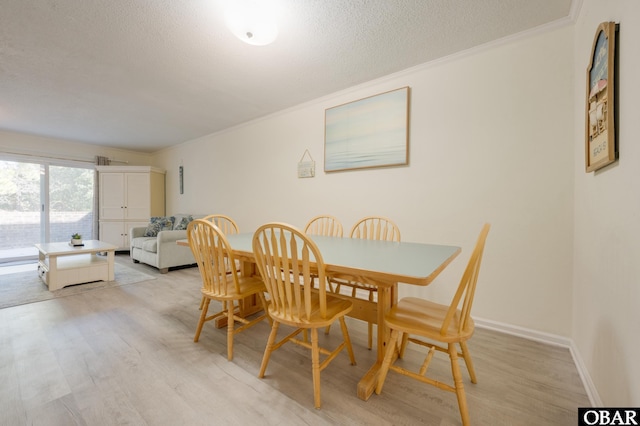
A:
[{"left": 130, "top": 214, "right": 200, "bottom": 273}]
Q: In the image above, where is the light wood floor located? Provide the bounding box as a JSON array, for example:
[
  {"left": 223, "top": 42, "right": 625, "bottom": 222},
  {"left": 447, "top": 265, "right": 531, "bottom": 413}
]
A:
[{"left": 0, "top": 255, "right": 590, "bottom": 426}]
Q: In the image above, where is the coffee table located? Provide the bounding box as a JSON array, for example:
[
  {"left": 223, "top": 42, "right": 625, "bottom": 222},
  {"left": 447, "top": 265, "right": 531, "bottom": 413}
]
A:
[{"left": 35, "top": 240, "right": 118, "bottom": 291}]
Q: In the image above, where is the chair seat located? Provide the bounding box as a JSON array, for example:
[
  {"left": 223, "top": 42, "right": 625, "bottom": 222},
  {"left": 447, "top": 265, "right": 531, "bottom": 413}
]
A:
[
  {"left": 201, "top": 275, "right": 266, "bottom": 300},
  {"left": 385, "top": 297, "right": 475, "bottom": 343},
  {"left": 269, "top": 295, "right": 353, "bottom": 328},
  {"left": 331, "top": 278, "right": 378, "bottom": 296}
]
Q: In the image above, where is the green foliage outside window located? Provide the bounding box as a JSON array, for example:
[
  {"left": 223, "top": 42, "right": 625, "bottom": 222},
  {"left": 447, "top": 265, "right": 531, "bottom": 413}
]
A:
[
  {"left": 50, "top": 165, "right": 93, "bottom": 212},
  {"left": 0, "top": 161, "right": 93, "bottom": 212}
]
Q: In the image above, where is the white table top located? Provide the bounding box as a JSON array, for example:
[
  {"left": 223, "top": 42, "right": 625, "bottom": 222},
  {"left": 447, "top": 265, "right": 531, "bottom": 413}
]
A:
[
  {"left": 224, "top": 233, "right": 461, "bottom": 286},
  {"left": 35, "top": 240, "right": 118, "bottom": 255}
]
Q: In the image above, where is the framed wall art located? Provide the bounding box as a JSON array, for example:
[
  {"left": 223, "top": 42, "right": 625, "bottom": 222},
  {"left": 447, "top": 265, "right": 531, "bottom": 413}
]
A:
[
  {"left": 324, "top": 87, "right": 409, "bottom": 172},
  {"left": 585, "top": 21, "right": 618, "bottom": 172}
]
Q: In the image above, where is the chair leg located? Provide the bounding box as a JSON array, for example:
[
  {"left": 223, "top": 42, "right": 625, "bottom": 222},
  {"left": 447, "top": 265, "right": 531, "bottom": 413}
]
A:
[
  {"left": 257, "top": 293, "right": 273, "bottom": 326},
  {"left": 259, "top": 321, "right": 280, "bottom": 378},
  {"left": 227, "top": 302, "right": 235, "bottom": 361},
  {"left": 311, "top": 328, "right": 322, "bottom": 409},
  {"left": 399, "top": 332, "right": 409, "bottom": 358},
  {"left": 459, "top": 341, "right": 477, "bottom": 383},
  {"left": 375, "top": 329, "right": 400, "bottom": 395},
  {"left": 338, "top": 317, "right": 356, "bottom": 365},
  {"left": 198, "top": 295, "right": 205, "bottom": 310},
  {"left": 448, "top": 343, "right": 471, "bottom": 426},
  {"left": 194, "top": 298, "right": 210, "bottom": 342}
]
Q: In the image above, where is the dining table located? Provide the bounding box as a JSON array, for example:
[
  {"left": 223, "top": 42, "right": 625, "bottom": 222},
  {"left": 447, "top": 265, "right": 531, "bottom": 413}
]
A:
[{"left": 179, "top": 232, "right": 461, "bottom": 400}]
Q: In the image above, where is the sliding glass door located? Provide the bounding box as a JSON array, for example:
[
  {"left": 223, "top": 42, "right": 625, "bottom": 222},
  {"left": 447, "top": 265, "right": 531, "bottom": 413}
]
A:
[
  {"left": 0, "top": 158, "right": 95, "bottom": 263},
  {"left": 49, "top": 165, "right": 95, "bottom": 245}
]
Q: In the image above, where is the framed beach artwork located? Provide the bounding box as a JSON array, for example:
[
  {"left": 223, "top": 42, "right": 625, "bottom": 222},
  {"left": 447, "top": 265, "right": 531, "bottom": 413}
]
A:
[
  {"left": 585, "top": 22, "right": 618, "bottom": 172},
  {"left": 324, "top": 87, "right": 409, "bottom": 172}
]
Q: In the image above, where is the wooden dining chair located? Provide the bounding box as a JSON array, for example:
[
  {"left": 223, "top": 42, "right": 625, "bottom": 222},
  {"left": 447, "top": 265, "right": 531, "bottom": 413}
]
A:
[
  {"left": 304, "top": 214, "right": 344, "bottom": 237},
  {"left": 188, "top": 219, "right": 270, "bottom": 361},
  {"left": 329, "top": 216, "right": 401, "bottom": 349},
  {"left": 375, "top": 223, "right": 491, "bottom": 426},
  {"left": 252, "top": 222, "right": 356, "bottom": 409},
  {"left": 198, "top": 214, "right": 240, "bottom": 310}
]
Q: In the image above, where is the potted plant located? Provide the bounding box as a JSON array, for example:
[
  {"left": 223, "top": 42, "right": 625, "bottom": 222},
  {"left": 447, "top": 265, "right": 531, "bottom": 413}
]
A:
[{"left": 71, "top": 233, "right": 83, "bottom": 246}]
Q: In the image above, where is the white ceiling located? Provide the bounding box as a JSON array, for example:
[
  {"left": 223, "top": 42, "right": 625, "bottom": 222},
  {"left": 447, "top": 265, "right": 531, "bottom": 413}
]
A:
[{"left": 1, "top": 0, "right": 574, "bottom": 153}]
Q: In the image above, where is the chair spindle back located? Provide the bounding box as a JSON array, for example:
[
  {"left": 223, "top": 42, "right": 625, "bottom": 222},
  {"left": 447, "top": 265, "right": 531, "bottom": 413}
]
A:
[
  {"left": 304, "top": 215, "right": 344, "bottom": 237},
  {"left": 253, "top": 223, "right": 328, "bottom": 322},
  {"left": 441, "top": 223, "right": 491, "bottom": 336},
  {"left": 350, "top": 216, "right": 401, "bottom": 242},
  {"left": 202, "top": 214, "right": 240, "bottom": 235},
  {"left": 187, "top": 219, "right": 240, "bottom": 297}
]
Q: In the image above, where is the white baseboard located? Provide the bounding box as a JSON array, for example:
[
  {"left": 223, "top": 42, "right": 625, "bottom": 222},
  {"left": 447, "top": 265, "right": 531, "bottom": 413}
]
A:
[
  {"left": 568, "top": 339, "right": 603, "bottom": 407},
  {"left": 474, "top": 317, "right": 602, "bottom": 406}
]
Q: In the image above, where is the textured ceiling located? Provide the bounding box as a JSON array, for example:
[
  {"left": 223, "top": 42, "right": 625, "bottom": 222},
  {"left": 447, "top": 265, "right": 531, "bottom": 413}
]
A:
[{"left": 0, "top": 0, "right": 573, "bottom": 152}]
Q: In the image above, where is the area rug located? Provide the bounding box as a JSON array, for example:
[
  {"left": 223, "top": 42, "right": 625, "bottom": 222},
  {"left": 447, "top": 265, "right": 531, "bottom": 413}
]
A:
[{"left": 0, "top": 263, "right": 156, "bottom": 309}]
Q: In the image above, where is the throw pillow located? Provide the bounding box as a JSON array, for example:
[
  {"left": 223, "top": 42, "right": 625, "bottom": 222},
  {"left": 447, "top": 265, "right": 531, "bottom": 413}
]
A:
[
  {"left": 144, "top": 216, "right": 175, "bottom": 237},
  {"left": 173, "top": 215, "right": 194, "bottom": 230}
]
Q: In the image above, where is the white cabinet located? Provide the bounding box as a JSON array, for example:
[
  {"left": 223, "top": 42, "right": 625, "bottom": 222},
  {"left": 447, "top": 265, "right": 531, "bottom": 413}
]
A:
[
  {"left": 97, "top": 166, "right": 165, "bottom": 250},
  {"left": 99, "top": 220, "right": 149, "bottom": 249}
]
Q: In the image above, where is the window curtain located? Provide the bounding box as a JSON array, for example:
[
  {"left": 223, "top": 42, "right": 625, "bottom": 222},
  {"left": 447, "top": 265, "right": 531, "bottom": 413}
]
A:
[{"left": 93, "top": 156, "right": 110, "bottom": 239}]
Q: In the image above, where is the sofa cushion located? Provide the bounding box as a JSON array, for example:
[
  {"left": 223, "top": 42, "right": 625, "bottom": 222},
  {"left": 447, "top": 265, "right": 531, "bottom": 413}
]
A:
[
  {"left": 132, "top": 236, "right": 156, "bottom": 249},
  {"left": 144, "top": 216, "right": 175, "bottom": 237},
  {"left": 173, "top": 214, "right": 194, "bottom": 230},
  {"left": 141, "top": 239, "right": 158, "bottom": 253}
]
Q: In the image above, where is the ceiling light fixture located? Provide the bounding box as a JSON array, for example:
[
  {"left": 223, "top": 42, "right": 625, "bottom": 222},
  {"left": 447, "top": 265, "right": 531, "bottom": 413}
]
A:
[{"left": 224, "top": 1, "right": 279, "bottom": 46}]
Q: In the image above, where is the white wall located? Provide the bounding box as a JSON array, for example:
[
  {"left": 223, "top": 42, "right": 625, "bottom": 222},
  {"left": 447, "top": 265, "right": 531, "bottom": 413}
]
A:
[
  {"left": 154, "top": 25, "right": 575, "bottom": 337},
  {"left": 0, "top": 129, "right": 153, "bottom": 166},
  {"left": 573, "top": 0, "right": 640, "bottom": 406}
]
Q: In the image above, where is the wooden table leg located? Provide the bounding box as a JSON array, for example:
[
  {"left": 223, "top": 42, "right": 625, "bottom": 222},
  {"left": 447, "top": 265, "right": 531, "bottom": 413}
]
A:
[
  {"left": 357, "top": 282, "right": 397, "bottom": 400},
  {"left": 238, "top": 257, "right": 263, "bottom": 314}
]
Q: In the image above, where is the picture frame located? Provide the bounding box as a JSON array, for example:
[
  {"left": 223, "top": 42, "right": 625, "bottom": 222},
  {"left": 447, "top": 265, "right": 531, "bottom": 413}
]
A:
[
  {"left": 324, "top": 87, "right": 409, "bottom": 172},
  {"left": 585, "top": 22, "right": 618, "bottom": 172}
]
